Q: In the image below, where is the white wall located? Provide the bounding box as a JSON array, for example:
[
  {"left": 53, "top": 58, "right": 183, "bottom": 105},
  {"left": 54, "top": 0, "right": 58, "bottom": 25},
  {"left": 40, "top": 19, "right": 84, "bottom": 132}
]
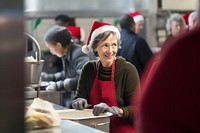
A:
[{"left": 162, "top": 0, "right": 198, "bottom": 10}]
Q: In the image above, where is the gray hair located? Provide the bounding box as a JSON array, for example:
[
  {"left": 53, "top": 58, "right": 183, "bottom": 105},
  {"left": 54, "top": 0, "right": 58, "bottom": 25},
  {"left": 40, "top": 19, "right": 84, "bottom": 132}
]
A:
[
  {"left": 166, "top": 13, "right": 186, "bottom": 31},
  {"left": 91, "top": 31, "right": 120, "bottom": 52},
  {"left": 188, "top": 11, "right": 198, "bottom": 27}
]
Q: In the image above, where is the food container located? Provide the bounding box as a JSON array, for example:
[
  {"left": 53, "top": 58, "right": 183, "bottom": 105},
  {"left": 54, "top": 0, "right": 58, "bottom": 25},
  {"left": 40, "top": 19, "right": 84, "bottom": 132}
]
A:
[
  {"left": 25, "top": 59, "right": 44, "bottom": 87},
  {"left": 57, "top": 109, "right": 112, "bottom": 133},
  {"left": 24, "top": 33, "right": 44, "bottom": 87}
]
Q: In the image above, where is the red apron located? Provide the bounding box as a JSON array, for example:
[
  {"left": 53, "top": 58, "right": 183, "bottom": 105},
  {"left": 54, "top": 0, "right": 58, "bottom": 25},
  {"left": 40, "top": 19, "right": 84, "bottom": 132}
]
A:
[{"left": 89, "top": 60, "right": 137, "bottom": 133}]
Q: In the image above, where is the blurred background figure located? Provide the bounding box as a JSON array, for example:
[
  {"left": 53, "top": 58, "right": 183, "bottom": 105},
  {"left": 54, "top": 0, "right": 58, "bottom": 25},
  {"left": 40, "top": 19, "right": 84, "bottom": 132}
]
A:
[
  {"left": 41, "top": 14, "right": 74, "bottom": 74},
  {"left": 43, "top": 14, "right": 85, "bottom": 74},
  {"left": 67, "top": 25, "right": 97, "bottom": 60},
  {"left": 55, "top": 14, "right": 76, "bottom": 26},
  {"left": 188, "top": 11, "right": 199, "bottom": 30},
  {"left": 164, "top": 13, "right": 186, "bottom": 48},
  {"left": 41, "top": 25, "right": 91, "bottom": 108},
  {"left": 117, "top": 14, "right": 153, "bottom": 78},
  {"left": 129, "top": 11, "right": 144, "bottom": 34},
  {"left": 137, "top": 25, "right": 200, "bottom": 133},
  {"left": 55, "top": 14, "right": 86, "bottom": 46},
  {"left": 183, "top": 12, "right": 191, "bottom": 29},
  {"left": 67, "top": 26, "right": 85, "bottom": 45}
]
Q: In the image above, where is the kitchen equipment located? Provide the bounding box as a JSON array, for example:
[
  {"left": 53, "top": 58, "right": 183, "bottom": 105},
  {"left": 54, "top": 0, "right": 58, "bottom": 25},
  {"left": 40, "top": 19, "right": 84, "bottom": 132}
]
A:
[
  {"left": 57, "top": 109, "right": 112, "bottom": 133},
  {"left": 24, "top": 33, "right": 44, "bottom": 88}
]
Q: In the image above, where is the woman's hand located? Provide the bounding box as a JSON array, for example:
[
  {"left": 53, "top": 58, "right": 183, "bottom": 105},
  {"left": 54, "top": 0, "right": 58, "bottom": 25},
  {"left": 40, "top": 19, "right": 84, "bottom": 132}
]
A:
[
  {"left": 93, "top": 103, "right": 110, "bottom": 116},
  {"left": 72, "top": 98, "right": 88, "bottom": 110},
  {"left": 108, "top": 106, "right": 123, "bottom": 117},
  {"left": 93, "top": 103, "right": 123, "bottom": 117}
]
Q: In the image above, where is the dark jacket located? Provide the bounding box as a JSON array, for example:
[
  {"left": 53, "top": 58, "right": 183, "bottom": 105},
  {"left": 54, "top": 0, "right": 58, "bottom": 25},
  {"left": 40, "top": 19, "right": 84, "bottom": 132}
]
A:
[
  {"left": 117, "top": 29, "right": 153, "bottom": 77},
  {"left": 162, "top": 34, "right": 175, "bottom": 50},
  {"left": 53, "top": 43, "right": 91, "bottom": 92}
]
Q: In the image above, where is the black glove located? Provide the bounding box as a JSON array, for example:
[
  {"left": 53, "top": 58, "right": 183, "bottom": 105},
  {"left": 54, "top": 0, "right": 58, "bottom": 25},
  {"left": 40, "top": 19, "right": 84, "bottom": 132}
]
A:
[
  {"left": 93, "top": 103, "right": 111, "bottom": 116},
  {"left": 72, "top": 98, "right": 88, "bottom": 110}
]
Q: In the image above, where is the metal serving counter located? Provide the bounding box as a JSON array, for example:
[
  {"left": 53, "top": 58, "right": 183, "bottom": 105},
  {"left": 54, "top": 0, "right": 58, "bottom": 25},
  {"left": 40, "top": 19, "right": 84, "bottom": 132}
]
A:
[
  {"left": 25, "top": 100, "right": 107, "bottom": 133},
  {"left": 26, "top": 120, "right": 105, "bottom": 133},
  {"left": 25, "top": 89, "right": 65, "bottom": 106}
]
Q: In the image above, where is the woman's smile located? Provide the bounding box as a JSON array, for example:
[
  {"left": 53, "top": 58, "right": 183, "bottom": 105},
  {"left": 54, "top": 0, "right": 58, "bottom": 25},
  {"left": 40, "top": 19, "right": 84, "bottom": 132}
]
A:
[{"left": 96, "top": 34, "right": 118, "bottom": 67}]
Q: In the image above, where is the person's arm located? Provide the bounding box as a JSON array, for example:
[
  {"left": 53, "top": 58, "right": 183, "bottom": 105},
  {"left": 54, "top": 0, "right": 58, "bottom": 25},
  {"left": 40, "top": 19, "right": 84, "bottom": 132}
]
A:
[
  {"left": 41, "top": 71, "right": 64, "bottom": 82},
  {"left": 120, "top": 63, "right": 140, "bottom": 123},
  {"left": 74, "top": 61, "right": 96, "bottom": 100},
  {"left": 59, "top": 54, "right": 91, "bottom": 92},
  {"left": 53, "top": 71, "right": 65, "bottom": 81}
]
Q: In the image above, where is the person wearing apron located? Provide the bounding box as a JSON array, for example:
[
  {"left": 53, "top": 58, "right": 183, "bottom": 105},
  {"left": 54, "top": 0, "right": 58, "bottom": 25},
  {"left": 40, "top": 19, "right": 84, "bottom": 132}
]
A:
[{"left": 72, "top": 21, "right": 140, "bottom": 133}]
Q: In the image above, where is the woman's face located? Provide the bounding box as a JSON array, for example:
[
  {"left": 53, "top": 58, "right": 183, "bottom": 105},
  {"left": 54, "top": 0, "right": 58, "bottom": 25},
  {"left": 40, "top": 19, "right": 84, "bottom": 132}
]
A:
[
  {"left": 45, "top": 42, "right": 64, "bottom": 57},
  {"left": 95, "top": 33, "right": 118, "bottom": 67},
  {"left": 171, "top": 21, "right": 185, "bottom": 37},
  {"left": 189, "top": 19, "right": 199, "bottom": 30}
]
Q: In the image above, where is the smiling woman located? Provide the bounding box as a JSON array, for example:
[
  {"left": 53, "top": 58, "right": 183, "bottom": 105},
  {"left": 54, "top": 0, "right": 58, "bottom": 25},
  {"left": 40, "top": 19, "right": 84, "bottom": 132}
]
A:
[
  {"left": 82, "top": 21, "right": 120, "bottom": 67},
  {"left": 94, "top": 32, "right": 118, "bottom": 67},
  {"left": 72, "top": 21, "right": 140, "bottom": 133}
]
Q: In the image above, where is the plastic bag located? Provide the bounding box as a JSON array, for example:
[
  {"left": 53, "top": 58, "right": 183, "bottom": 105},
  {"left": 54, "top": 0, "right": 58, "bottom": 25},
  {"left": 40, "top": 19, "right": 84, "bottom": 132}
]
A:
[{"left": 25, "top": 98, "right": 61, "bottom": 130}]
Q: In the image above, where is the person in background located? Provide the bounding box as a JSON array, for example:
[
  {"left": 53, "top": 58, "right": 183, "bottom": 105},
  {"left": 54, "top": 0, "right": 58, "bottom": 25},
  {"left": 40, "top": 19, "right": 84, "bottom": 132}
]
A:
[
  {"left": 137, "top": 22, "right": 200, "bottom": 133},
  {"left": 67, "top": 25, "right": 97, "bottom": 60},
  {"left": 164, "top": 13, "right": 186, "bottom": 46},
  {"left": 129, "top": 11, "right": 144, "bottom": 34},
  {"left": 188, "top": 11, "right": 199, "bottom": 30},
  {"left": 67, "top": 26, "right": 85, "bottom": 45},
  {"left": 72, "top": 21, "right": 140, "bottom": 133},
  {"left": 54, "top": 14, "right": 76, "bottom": 27},
  {"left": 117, "top": 14, "right": 153, "bottom": 78},
  {"left": 183, "top": 12, "right": 191, "bottom": 29},
  {"left": 55, "top": 15, "right": 87, "bottom": 46},
  {"left": 41, "top": 25, "right": 91, "bottom": 108},
  {"left": 48, "top": 14, "right": 86, "bottom": 74},
  {"left": 42, "top": 14, "right": 74, "bottom": 75}
]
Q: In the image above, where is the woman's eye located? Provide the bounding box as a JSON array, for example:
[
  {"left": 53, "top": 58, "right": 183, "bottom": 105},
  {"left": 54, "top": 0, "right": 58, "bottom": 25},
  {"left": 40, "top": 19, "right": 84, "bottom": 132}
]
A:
[
  {"left": 101, "top": 43, "right": 117, "bottom": 48},
  {"left": 102, "top": 44, "right": 108, "bottom": 47},
  {"left": 112, "top": 43, "right": 117, "bottom": 47}
]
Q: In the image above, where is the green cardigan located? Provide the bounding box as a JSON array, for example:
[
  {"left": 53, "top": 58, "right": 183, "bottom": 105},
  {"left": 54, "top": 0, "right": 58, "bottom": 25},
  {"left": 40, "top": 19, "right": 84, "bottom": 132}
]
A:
[{"left": 75, "top": 57, "right": 140, "bottom": 124}]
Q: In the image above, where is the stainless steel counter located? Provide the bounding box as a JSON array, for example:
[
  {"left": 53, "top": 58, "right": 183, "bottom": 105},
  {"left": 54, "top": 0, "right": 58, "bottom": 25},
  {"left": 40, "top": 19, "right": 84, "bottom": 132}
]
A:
[
  {"left": 26, "top": 120, "right": 106, "bottom": 133},
  {"left": 25, "top": 99, "right": 105, "bottom": 132},
  {"left": 25, "top": 89, "right": 65, "bottom": 105}
]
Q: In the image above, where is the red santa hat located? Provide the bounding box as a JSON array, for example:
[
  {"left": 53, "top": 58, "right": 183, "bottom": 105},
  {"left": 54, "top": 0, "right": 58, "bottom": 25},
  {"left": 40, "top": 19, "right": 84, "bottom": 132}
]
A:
[
  {"left": 67, "top": 26, "right": 81, "bottom": 39},
  {"left": 82, "top": 20, "right": 120, "bottom": 54},
  {"left": 129, "top": 11, "right": 144, "bottom": 23},
  {"left": 183, "top": 12, "right": 191, "bottom": 26},
  {"left": 67, "top": 26, "right": 85, "bottom": 42}
]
